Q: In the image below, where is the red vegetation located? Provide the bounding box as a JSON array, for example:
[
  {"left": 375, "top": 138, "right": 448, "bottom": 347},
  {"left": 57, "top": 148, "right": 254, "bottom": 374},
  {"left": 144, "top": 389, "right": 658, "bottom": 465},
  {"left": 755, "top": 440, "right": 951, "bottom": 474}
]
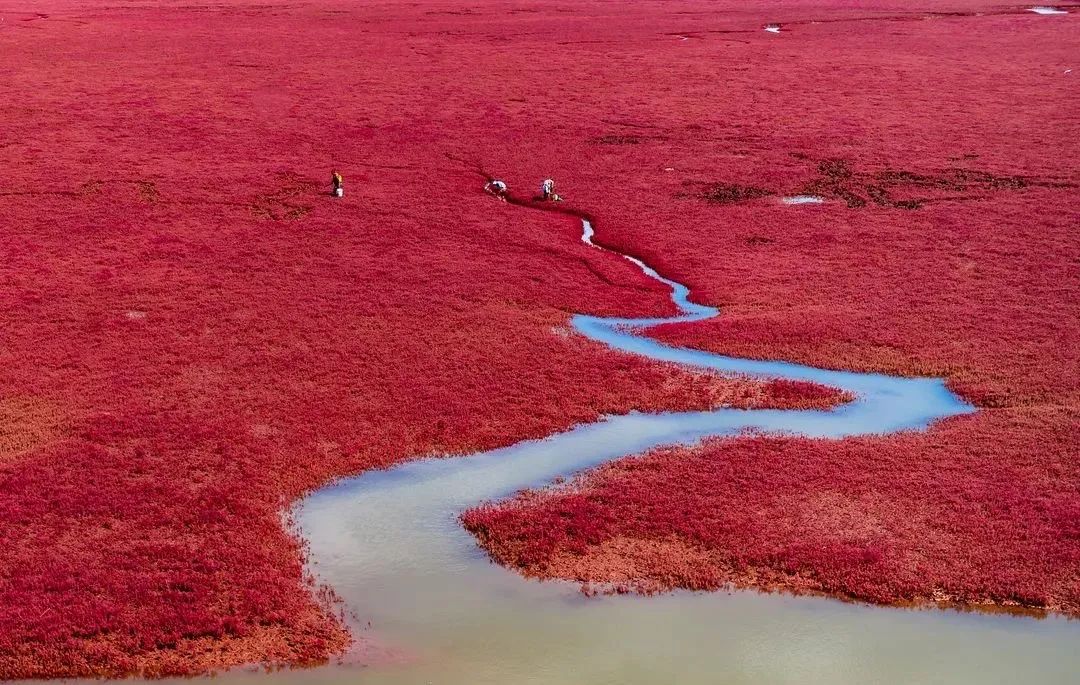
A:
[
  {"left": 0, "top": 0, "right": 856, "bottom": 678},
  {"left": 460, "top": 0, "right": 1080, "bottom": 616},
  {"left": 464, "top": 406, "right": 1080, "bottom": 613},
  {"left": 1, "top": 0, "right": 1076, "bottom": 677}
]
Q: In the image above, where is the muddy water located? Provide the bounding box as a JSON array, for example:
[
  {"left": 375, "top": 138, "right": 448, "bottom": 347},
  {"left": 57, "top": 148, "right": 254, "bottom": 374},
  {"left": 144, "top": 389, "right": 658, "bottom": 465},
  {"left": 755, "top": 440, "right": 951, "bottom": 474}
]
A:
[{"left": 66, "top": 219, "right": 1080, "bottom": 684}]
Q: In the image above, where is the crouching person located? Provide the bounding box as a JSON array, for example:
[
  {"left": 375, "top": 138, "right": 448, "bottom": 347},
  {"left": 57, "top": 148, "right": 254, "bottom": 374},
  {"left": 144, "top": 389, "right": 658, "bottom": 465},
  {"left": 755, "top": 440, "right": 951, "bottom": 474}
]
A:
[
  {"left": 541, "top": 178, "right": 561, "bottom": 202},
  {"left": 485, "top": 178, "right": 508, "bottom": 201}
]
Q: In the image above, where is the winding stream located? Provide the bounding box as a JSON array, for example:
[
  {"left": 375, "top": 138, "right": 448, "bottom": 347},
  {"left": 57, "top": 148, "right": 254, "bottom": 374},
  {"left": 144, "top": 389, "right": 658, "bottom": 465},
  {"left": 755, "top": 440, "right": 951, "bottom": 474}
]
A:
[{"left": 160, "top": 214, "right": 1078, "bottom": 684}]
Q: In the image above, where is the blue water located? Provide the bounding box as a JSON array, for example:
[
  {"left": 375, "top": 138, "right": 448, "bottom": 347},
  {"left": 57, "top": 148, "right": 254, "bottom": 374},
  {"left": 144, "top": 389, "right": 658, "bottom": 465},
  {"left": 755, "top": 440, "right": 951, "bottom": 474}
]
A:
[
  {"left": 573, "top": 220, "right": 973, "bottom": 441},
  {"left": 137, "top": 218, "right": 1077, "bottom": 685}
]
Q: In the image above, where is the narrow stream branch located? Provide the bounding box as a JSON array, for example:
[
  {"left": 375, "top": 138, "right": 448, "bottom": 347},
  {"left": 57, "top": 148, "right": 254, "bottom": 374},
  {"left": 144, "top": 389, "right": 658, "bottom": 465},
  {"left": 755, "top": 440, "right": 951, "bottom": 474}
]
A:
[{"left": 291, "top": 198, "right": 998, "bottom": 683}]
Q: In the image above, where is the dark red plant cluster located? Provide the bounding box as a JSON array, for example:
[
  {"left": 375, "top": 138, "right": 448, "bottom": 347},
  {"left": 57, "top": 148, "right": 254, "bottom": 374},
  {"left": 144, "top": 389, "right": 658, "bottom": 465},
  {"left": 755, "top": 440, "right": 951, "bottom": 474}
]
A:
[
  {"left": 459, "top": 0, "right": 1080, "bottom": 618},
  {"left": 0, "top": 0, "right": 866, "bottom": 677}
]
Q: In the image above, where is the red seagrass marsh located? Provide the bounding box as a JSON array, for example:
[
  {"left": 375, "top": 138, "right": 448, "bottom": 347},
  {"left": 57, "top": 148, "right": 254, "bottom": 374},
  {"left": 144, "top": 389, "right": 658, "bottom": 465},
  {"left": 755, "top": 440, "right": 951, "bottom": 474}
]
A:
[{"left": 0, "top": 0, "right": 1077, "bottom": 682}]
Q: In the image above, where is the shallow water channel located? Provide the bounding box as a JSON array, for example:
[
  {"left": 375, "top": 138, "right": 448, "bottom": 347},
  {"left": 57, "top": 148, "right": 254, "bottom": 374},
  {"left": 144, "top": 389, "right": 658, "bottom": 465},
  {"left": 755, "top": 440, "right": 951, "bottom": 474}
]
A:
[{"left": 85, "top": 219, "right": 1080, "bottom": 684}]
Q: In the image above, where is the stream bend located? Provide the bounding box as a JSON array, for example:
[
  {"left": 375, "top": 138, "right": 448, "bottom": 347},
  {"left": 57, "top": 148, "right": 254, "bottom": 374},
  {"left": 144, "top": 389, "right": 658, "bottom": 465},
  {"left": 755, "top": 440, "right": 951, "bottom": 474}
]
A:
[{"left": 297, "top": 216, "right": 983, "bottom": 683}]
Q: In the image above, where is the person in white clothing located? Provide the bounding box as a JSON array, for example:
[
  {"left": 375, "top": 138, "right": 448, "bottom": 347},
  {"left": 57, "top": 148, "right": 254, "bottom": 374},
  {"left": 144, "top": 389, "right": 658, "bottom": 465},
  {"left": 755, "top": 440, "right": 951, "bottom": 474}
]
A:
[
  {"left": 540, "top": 178, "right": 555, "bottom": 200},
  {"left": 484, "top": 179, "right": 508, "bottom": 200},
  {"left": 540, "top": 178, "right": 562, "bottom": 202}
]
